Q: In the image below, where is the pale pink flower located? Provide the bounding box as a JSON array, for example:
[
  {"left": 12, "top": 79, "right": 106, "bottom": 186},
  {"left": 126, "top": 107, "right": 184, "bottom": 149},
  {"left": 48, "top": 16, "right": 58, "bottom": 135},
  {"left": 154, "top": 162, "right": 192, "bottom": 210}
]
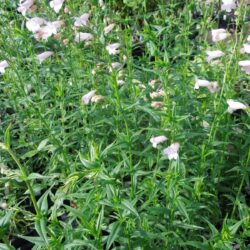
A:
[
  {"left": 221, "top": 0, "right": 236, "bottom": 12},
  {"left": 17, "top": 0, "right": 34, "bottom": 16},
  {"left": 163, "top": 143, "right": 180, "bottom": 160},
  {"left": 82, "top": 90, "right": 96, "bottom": 105},
  {"left": 63, "top": 39, "right": 69, "bottom": 45},
  {"left": 91, "top": 95, "right": 104, "bottom": 103},
  {"left": 106, "top": 43, "right": 120, "bottom": 55},
  {"left": 149, "top": 79, "right": 161, "bottom": 87},
  {"left": 75, "top": 32, "right": 93, "bottom": 43},
  {"left": 206, "top": 50, "right": 225, "bottom": 62},
  {"left": 49, "top": 0, "right": 64, "bottom": 13},
  {"left": 37, "top": 51, "right": 53, "bottom": 63},
  {"left": 151, "top": 101, "right": 163, "bottom": 108},
  {"left": 240, "top": 44, "right": 250, "bottom": 54},
  {"left": 26, "top": 17, "right": 46, "bottom": 33},
  {"left": 74, "top": 13, "right": 90, "bottom": 27},
  {"left": 211, "top": 29, "right": 229, "bottom": 42},
  {"left": 150, "top": 89, "right": 165, "bottom": 99},
  {"left": 194, "top": 78, "right": 219, "bottom": 93},
  {"left": 150, "top": 136, "right": 167, "bottom": 148},
  {"left": 50, "top": 20, "right": 64, "bottom": 30},
  {"left": 64, "top": 6, "right": 70, "bottom": 14},
  {"left": 0, "top": 60, "right": 9, "bottom": 74},
  {"left": 238, "top": 60, "right": 250, "bottom": 74},
  {"left": 227, "top": 99, "right": 247, "bottom": 113},
  {"left": 34, "top": 26, "right": 54, "bottom": 40},
  {"left": 34, "top": 21, "right": 64, "bottom": 41},
  {"left": 104, "top": 23, "right": 115, "bottom": 34}
]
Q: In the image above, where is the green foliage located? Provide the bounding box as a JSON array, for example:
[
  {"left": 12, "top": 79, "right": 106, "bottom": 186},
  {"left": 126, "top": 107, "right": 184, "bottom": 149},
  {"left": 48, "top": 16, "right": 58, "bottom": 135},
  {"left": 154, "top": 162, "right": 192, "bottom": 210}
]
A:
[{"left": 0, "top": 0, "right": 250, "bottom": 249}]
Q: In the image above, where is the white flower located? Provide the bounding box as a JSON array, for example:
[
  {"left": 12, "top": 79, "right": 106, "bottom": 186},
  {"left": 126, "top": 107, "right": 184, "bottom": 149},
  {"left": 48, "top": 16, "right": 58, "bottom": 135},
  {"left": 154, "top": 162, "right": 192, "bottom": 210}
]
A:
[
  {"left": 82, "top": 90, "right": 96, "bottom": 105},
  {"left": 0, "top": 60, "right": 9, "bottom": 74},
  {"left": 240, "top": 44, "right": 250, "bottom": 54},
  {"left": 227, "top": 99, "right": 247, "bottom": 113},
  {"left": 0, "top": 202, "right": 8, "bottom": 209},
  {"left": 17, "top": 0, "right": 34, "bottom": 16},
  {"left": 106, "top": 43, "right": 120, "bottom": 55},
  {"left": 74, "top": 32, "right": 93, "bottom": 43},
  {"left": 49, "top": 0, "right": 64, "bottom": 13},
  {"left": 163, "top": 143, "right": 180, "bottom": 160},
  {"left": 37, "top": 51, "right": 53, "bottom": 63},
  {"left": 150, "top": 136, "right": 167, "bottom": 148},
  {"left": 99, "top": 0, "right": 104, "bottom": 7},
  {"left": 202, "top": 120, "right": 210, "bottom": 129},
  {"left": 221, "top": 0, "right": 236, "bottom": 12},
  {"left": 194, "top": 78, "right": 219, "bottom": 93},
  {"left": 117, "top": 80, "right": 125, "bottom": 86},
  {"left": 211, "top": 29, "right": 229, "bottom": 42},
  {"left": 238, "top": 60, "right": 250, "bottom": 74},
  {"left": 26, "top": 17, "right": 47, "bottom": 33},
  {"left": 247, "top": 35, "right": 250, "bottom": 43},
  {"left": 104, "top": 23, "right": 115, "bottom": 34},
  {"left": 206, "top": 50, "right": 225, "bottom": 62},
  {"left": 74, "top": 13, "right": 90, "bottom": 27}
]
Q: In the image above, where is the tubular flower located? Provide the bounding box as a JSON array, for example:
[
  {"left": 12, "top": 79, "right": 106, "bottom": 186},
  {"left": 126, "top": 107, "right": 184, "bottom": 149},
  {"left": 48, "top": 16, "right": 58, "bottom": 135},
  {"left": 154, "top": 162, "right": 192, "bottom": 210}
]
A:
[
  {"left": 17, "top": 0, "right": 35, "bottom": 16},
  {"left": 150, "top": 136, "right": 167, "bottom": 148},
  {"left": 240, "top": 44, "right": 250, "bottom": 54},
  {"left": 49, "top": 0, "right": 64, "bottom": 13},
  {"left": 211, "top": 29, "right": 229, "bottom": 42},
  {"left": 37, "top": 51, "right": 53, "bottom": 63},
  {"left": 82, "top": 90, "right": 96, "bottom": 105},
  {"left": 106, "top": 43, "right": 120, "bottom": 55},
  {"left": 75, "top": 32, "right": 93, "bottom": 43},
  {"left": 227, "top": 99, "right": 247, "bottom": 113},
  {"left": 163, "top": 143, "right": 180, "bottom": 160},
  {"left": 0, "top": 60, "right": 9, "bottom": 74},
  {"left": 206, "top": 50, "right": 225, "bottom": 62},
  {"left": 221, "top": 0, "right": 236, "bottom": 12},
  {"left": 238, "top": 60, "right": 250, "bottom": 74},
  {"left": 194, "top": 78, "right": 219, "bottom": 93},
  {"left": 74, "top": 13, "right": 90, "bottom": 27},
  {"left": 104, "top": 23, "right": 115, "bottom": 34}
]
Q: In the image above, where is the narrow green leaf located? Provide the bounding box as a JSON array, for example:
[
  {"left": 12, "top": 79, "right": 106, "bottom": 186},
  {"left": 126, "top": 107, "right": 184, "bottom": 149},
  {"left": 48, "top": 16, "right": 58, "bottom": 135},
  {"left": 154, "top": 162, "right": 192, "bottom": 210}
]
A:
[
  {"left": 4, "top": 124, "right": 11, "bottom": 149},
  {"left": 106, "top": 221, "right": 121, "bottom": 250},
  {"left": 17, "top": 235, "right": 45, "bottom": 246},
  {"left": 0, "top": 243, "right": 9, "bottom": 250},
  {"left": 0, "top": 211, "right": 12, "bottom": 227},
  {"left": 176, "top": 198, "right": 189, "bottom": 222},
  {"left": 35, "top": 217, "right": 49, "bottom": 246},
  {"left": 37, "top": 191, "right": 49, "bottom": 215},
  {"left": 21, "top": 150, "right": 38, "bottom": 159},
  {"left": 121, "top": 200, "right": 139, "bottom": 217},
  {"left": 96, "top": 206, "right": 104, "bottom": 232},
  {"left": 37, "top": 139, "right": 49, "bottom": 151}
]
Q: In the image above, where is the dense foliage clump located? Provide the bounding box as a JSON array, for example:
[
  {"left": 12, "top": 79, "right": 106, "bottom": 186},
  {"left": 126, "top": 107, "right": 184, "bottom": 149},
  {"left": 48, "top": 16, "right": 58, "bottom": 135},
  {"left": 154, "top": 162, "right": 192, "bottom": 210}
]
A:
[{"left": 0, "top": 0, "right": 249, "bottom": 249}]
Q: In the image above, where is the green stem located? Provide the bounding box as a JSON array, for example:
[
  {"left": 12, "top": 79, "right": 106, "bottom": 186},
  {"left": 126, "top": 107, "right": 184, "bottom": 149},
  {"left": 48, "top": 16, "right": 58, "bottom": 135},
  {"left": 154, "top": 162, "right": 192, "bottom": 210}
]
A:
[{"left": 0, "top": 143, "right": 41, "bottom": 217}]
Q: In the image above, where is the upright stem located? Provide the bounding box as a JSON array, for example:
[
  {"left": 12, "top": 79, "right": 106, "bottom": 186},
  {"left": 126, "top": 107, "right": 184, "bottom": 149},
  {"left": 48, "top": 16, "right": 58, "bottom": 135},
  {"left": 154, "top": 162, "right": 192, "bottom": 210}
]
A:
[{"left": 0, "top": 143, "right": 41, "bottom": 217}]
